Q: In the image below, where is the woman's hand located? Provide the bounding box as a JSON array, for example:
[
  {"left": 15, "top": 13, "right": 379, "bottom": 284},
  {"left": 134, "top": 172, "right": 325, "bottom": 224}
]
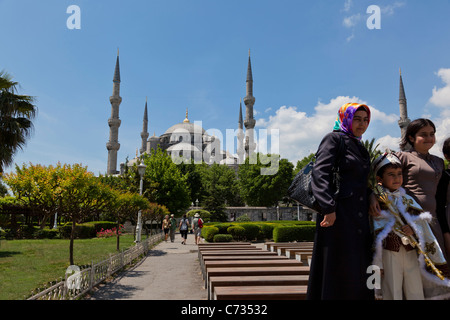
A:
[{"left": 320, "top": 212, "right": 336, "bottom": 227}]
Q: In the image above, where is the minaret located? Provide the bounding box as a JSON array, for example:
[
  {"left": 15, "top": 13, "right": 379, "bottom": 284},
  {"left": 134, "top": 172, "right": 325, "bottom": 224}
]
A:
[
  {"left": 106, "top": 49, "right": 122, "bottom": 174},
  {"left": 237, "top": 98, "right": 245, "bottom": 164},
  {"left": 398, "top": 68, "right": 411, "bottom": 150},
  {"left": 243, "top": 50, "right": 256, "bottom": 158},
  {"left": 140, "top": 97, "right": 149, "bottom": 154}
]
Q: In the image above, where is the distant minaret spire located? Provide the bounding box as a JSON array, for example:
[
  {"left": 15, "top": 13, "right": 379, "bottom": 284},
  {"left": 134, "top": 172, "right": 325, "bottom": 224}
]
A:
[
  {"left": 140, "top": 97, "right": 149, "bottom": 154},
  {"left": 106, "top": 49, "right": 122, "bottom": 174},
  {"left": 237, "top": 98, "right": 245, "bottom": 164},
  {"left": 398, "top": 68, "right": 411, "bottom": 150},
  {"left": 244, "top": 49, "right": 256, "bottom": 158}
]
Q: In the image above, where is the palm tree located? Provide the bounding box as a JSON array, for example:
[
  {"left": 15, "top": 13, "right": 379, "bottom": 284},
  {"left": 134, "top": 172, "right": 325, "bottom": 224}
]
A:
[
  {"left": 363, "top": 137, "right": 383, "bottom": 188},
  {"left": 0, "top": 71, "right": 37, "bottom": 173}
]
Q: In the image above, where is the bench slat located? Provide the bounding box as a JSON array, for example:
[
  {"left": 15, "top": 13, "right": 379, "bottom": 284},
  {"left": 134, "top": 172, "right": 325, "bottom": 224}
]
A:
[
  {"left": 213, "top": 285, "right": 307, "bottom": 300},
  {"left": 208, "top": 275, "right": 309, "bottom": 299}
]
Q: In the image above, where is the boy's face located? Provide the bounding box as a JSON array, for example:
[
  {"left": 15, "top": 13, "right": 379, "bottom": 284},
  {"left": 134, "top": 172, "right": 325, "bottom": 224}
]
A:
[{"left": 377, "top": 167, "right": 403, "bottom": 192}]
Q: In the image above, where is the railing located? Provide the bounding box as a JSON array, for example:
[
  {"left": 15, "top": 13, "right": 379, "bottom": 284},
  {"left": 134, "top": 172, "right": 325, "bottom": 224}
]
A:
[{"left": 27, "top": 232, "right": 163, "bottom": 300}]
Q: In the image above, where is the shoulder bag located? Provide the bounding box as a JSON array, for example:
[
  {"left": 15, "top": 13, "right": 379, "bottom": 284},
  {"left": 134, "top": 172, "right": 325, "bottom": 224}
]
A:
[{"left": 287, "top": 134, "right": 345, "bottom": 213}]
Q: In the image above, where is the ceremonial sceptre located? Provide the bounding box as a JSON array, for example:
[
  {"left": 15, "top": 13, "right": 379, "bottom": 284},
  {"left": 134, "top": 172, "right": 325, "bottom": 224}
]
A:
[{"left": 373, "top": 184, "right": 445, "bottom": 281}]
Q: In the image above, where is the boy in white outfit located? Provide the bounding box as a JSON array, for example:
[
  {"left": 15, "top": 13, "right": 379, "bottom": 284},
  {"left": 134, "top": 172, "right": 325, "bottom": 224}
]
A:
[
  {"left": 372, "top": 152, "right": 424, "bottom": 299},
  {"left": 372, "top": 152, "right": 450, "bottom": 300}
]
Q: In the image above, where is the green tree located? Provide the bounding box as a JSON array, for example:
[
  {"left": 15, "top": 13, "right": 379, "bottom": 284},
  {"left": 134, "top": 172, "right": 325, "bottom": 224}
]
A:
[
  {"left": 139, "top": 148, "right": 191, "bottom": 215},
  {"left": 141, "top": 202, "right": 170, "bottom": 236},
  {"left": 105, "top": 190, "right": 149, "bottom": 250},
  {"left": 238, "top": 153, "right": 294, "bottom": 207},
  {"left": 363, "top": 137, "right": 383, "bottom": 188},
  {"left": 294, "top": 153, "right": 315, "bottom": 175},
  {"left": 177, "top": 160, "right": 205, "bottom": 205},
  {"left": 3, "top": 163, "right": 61, "bottom": 229},
  {"left": 0, "top": 71, "right": 37, "bottom": 173},
  {"left": 198, "top": 163, "right": 241, "bottom": 221},
  {"left": 4, "top": 162, "right": 115, "bottom": 264},
  {"left": 57, "top": 164, "right": 112, "bottom": 265}
]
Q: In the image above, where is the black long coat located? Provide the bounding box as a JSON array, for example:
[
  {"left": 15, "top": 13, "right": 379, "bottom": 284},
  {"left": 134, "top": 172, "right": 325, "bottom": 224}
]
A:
[{"left": 307, "top": 131, "right": 374, "bottom": 300}]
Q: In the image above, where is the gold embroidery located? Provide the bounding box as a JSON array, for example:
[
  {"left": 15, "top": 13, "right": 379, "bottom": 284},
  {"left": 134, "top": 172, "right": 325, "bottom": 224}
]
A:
[
  {"left": 402, "top": 197, "right": 413, "bottom": 207},
  {"left": 425, "top": 242, "right": 436, "bottom": 255}
]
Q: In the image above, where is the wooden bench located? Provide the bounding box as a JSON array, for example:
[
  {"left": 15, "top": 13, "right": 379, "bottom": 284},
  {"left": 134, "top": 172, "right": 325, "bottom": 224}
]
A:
[
  {"left": 199, "top": 246, "right": 258, "bottom": 251},
  {"left": 201, "top": 255, "right": 289, "bottom": 277},
  {"left": 265, "top": 242, "right": 313, "bottom": 252},
  {"left": 208, "top": 275, "right": 309, "bottom": 299},
  {"left": 204, "top": 259, "right": 304, "bottom": 278},
  {"left": 213, "top": 285, "right": 308, "bottom": 300},
  {"left": 199, "top": 249, "right": 276, "bottom": 272},
  {"left": 295, "top": 252, "right": 312, "bottom": 266},
  {"left": 202, "top": 259, "right": 303, "bottom": 280},
  {"left": 199, "top": 248, "right": 269, "bottom": 262},
  {"left": 283, "top": 248, "right": 313, "bottom": 259},
  {"left": 277, "top": 246, "right": 313, "bottom": 256},
  {"left": 198, "top": 242, "right": 252, "bottom": 246},
  {"left": 205, "top": 266, "right": 309, "bottom": 289}
]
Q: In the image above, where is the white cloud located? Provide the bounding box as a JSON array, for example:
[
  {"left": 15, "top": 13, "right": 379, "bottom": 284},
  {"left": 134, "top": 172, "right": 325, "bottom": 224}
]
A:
[
  {"left": 343, "top": 0, "right": 353, "bottom": 12},
  {"left": 381, "top": 2, "right": 406, "bottom": 16},
  {"left": 429, "top": 68, "right": 450, "bottom": 111},
  {"left": 343, "top": 13, "right": 362, "bottom": 28},
  {"left": 343, "top": 1, "right": 405, "bottom": 42},
  {"left": 375, "top": 135, "right": 401, "bottom": 153}
]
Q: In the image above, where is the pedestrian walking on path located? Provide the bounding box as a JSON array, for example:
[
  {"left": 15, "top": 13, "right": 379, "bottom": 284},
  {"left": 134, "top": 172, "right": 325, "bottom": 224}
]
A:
[{"left": 179, "top": 214, "right": 190, "bottom": 245}]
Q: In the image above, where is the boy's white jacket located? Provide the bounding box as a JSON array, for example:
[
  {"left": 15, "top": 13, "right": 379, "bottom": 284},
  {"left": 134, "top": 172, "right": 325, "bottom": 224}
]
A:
[{"left": 372, "top": 186, "right": 450, "bottom": 299}]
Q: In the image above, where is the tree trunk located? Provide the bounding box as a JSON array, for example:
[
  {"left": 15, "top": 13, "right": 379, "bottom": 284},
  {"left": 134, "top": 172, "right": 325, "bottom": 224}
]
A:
[
  {"left": 69, "top": 220, "right": 76, "bottom": 265},
  {"left": 116, "top": 221, "right": 120, "bottom": 252}
]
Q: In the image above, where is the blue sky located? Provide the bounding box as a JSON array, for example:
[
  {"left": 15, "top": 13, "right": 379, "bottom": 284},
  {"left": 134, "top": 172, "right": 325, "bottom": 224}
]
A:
[{"left": 2, "top": 0, "right": 450, "bottom": 175}]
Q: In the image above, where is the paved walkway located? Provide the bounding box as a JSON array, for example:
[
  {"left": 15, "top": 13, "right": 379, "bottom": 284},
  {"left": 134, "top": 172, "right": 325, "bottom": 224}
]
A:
[{"left": 87, "top": 232, "right": 207, "bottom": 300}]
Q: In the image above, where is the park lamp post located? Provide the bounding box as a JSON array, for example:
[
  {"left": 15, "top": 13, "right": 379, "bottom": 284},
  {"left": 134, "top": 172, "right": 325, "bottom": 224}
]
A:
[{"left": 135, "top": 163, "right": 147, "bottom": 243}]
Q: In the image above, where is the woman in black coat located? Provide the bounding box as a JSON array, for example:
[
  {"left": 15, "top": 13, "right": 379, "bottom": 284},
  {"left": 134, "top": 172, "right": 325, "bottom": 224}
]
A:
[{"left": 307, "top": 103, "right": 374, "bottom": 300}]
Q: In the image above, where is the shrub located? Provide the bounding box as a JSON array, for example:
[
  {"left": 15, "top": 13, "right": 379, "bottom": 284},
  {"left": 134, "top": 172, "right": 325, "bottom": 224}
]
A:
[
  {"left": 259, "top": 224, "right": 274, "bottom": 240},
  {"left": 186, "top": 209, "right": 211, "bottom": 222},
  {"left": 239, "top": 224, "right": 261, "bottom": 241},
  {"left": 236, "top": 214, "right": 251, "bottom": 222},
  {"left": 201, "top": 226, "right": 219, "bottom": 242},
  {"left": 227, "top": 226, "right": 245, "bottom": 241},
  {"left": 33, "top": 228, "right": 60, "bottom": 239},
  {"left": 213, "top": 234, "right": 233, "bottom": 242},
  {"left": 214, "top": 223, "right": 234, "bottom": 234},
  {"left": 273, "top": 225, "right": 316, "bottom": 242},
  {"left": 58, "top": 221, "right": 118, "bottom": 239},
  {"left": 96, "top": 225, "right": 124, "bottom": 238}
]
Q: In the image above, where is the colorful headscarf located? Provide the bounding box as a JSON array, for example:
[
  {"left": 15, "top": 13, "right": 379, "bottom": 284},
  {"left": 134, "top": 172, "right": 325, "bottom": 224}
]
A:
[{"left": 333, "top": 103, "right": 371, "bottom": 140}]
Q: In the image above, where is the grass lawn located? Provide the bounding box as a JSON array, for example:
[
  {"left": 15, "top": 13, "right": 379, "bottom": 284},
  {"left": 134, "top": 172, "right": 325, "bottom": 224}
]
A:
[{"left": 0, "top": 234, "right": 140, "bottom": 300}]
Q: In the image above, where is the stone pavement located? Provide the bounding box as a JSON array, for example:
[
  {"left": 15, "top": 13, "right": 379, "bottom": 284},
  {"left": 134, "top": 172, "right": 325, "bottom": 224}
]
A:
[{"left": 87, "top": 232, "right": 207, "bottom": 300}]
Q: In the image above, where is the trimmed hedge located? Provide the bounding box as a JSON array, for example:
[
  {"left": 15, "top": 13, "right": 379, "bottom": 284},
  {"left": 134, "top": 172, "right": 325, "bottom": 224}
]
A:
[
  {"left": 273, "top": 225, "right": 316, "bottom": 242},
  {"left": 227, "top": 226, "right": 245, "bottom": 241},
  {"left": 239, "top": 224, "right": 261, "bottom": 241},
  {"left": 213, "top": 234, "right": 233, "bottom": 242},
  {"left": 201, "top": 220, "right": 316, "bottom": 243},
  {"left": 201, "top": 226, "right": 219, "bottom": 242},
  {"left": 58, "top": 221, "right": 118, "bottom": 239}
]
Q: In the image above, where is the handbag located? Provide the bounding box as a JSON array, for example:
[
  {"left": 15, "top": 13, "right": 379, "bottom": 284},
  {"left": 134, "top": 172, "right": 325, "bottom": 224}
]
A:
[{"left": 287, "top": 135, "right": 345, "bottom": 212}]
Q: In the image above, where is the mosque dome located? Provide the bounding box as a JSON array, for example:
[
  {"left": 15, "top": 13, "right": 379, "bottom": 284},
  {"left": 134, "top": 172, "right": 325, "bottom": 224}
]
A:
[
  {"left": 163, "top": 121, "right": 205, "bottom": 136},
  {"left": 163, "top": 109, "right": 205, "bottom": 136}
]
